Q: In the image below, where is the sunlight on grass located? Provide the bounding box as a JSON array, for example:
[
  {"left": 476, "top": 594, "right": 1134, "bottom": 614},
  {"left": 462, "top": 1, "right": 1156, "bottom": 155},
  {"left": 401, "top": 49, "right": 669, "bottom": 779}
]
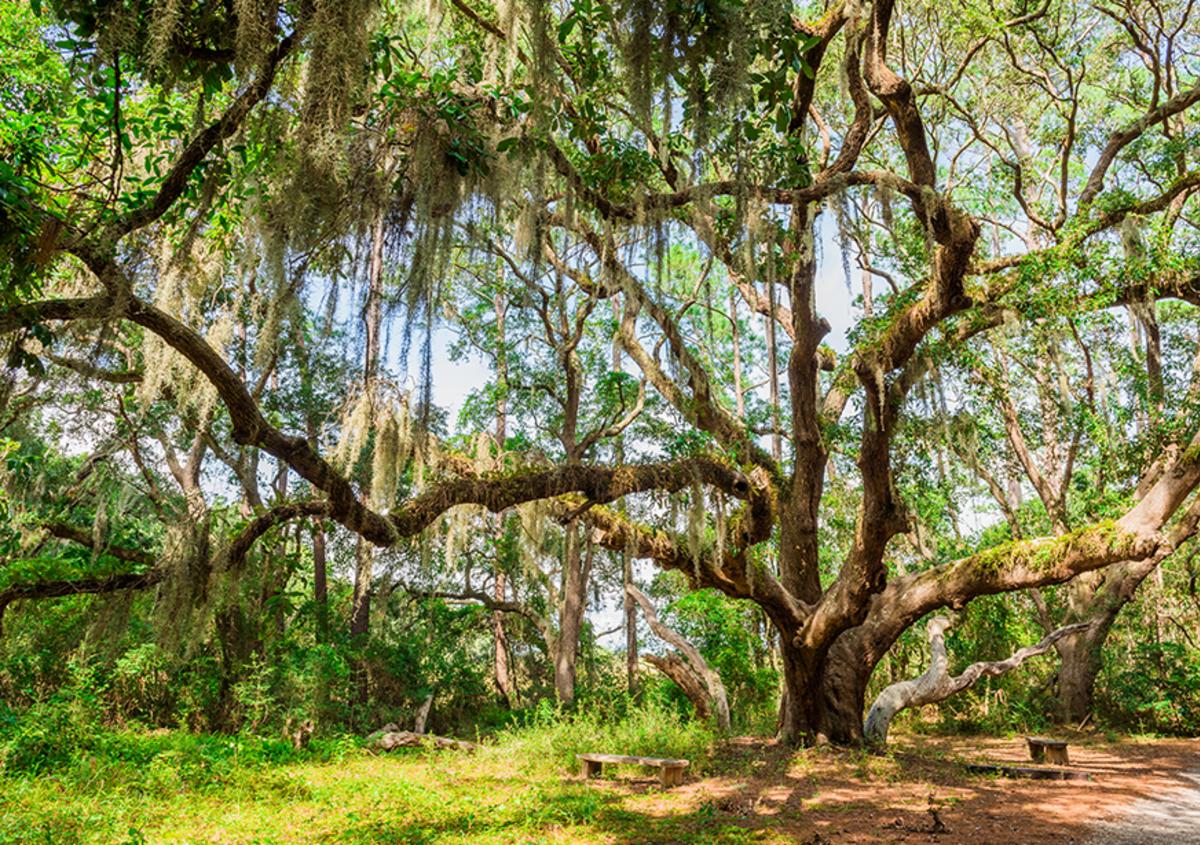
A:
[{"left": 0, "top": 711, "right": 730, "bottom": 845}]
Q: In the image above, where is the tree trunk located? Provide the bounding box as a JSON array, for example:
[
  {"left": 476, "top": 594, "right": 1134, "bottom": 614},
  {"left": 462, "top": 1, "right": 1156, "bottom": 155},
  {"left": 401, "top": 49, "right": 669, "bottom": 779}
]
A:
[
  {"left": 817, "top": 635, "right": 876, "bottom": 745},
  {"left": 1055, "top": 598, "right": 1124, "bottom": 724},
  {"left": 803, "top": 618, "right": 910, "bottom": 747},
  {"left": 350, "top": 539, "right": 373, "bottom": 713},
  {"left": 777, "top": 641, "right": 827, "bottom": 745},
  {"left": 623, "top": 548, "right": 638, "bottom": 692},
  {"left": 764, "top": 284, "right": 781, "bottom": 463},
  {"left": 554, "top": 521, "right": 586, "bottom": 705},
  {"left": 312, "top": 519, "right": 328, "bottom": 641},
  {"left": 1056, "top": 632, "right": 1103, "bottom": 724},
  {"left": 414, "top": 691, "right": 434, "bottom": 734},
  {"left": 493, "top": 571, "right": 515, "bottom": 706},
  {"left": 1054, "top": 558, "right": 1156, "bottom": 723},
  {"left": 778, "top": 635, "right": 879, "bottom": 746}
]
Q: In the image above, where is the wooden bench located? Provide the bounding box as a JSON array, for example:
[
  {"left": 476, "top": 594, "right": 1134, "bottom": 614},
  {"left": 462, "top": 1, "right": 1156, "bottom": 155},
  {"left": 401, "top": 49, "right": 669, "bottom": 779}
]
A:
[
  {"left": 577, "top": 753, "right": 689, "bottom": 787},
  {"left": 1024, "top": 736, "right": 1069, "bottom": 765}
]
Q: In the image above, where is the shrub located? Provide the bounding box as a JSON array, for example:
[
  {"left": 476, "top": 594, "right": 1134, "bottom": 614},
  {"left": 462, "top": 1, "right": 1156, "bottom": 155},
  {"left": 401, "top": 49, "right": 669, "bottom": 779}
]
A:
[
  {"left": 0, "top": 699, "right": 88, "bottom": 774},
  {"left": 1099, "top": 642, "right": 1200, "bottom": 735}
]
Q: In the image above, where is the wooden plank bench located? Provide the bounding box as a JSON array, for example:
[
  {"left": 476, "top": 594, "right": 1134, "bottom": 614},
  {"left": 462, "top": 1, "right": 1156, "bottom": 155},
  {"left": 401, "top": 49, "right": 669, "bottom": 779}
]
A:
[
  {"left": 577, "top": 753, "right": 689, "bottom": 787},
  {"left": 1024, "top": 736, "right": 1070, "bottom": 765}
]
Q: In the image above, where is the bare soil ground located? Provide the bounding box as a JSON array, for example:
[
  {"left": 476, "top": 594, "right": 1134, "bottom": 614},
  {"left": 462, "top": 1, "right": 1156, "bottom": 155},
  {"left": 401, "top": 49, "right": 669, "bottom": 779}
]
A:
[{"left": 599, "top": 734, "right": 1200, "bottom": 844}]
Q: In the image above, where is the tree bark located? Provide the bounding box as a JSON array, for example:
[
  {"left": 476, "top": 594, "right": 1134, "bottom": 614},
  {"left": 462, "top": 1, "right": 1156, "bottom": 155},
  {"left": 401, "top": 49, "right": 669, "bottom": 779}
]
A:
[
  {"left": 817, "top": 633, "right": 877, "bottom": 745},
  {"left": 1054, "top": 557, "right": 1156, "bottom": 722},
  {"left": 777, "top": 639, "right": 838, "bottom": 745},
  {"left": 312, "top": 520, "right": 329, "bottom": 641}
]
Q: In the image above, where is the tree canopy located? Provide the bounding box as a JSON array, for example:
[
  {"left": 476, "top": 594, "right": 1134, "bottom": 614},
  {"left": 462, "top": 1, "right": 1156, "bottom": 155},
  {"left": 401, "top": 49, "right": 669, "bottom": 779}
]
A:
[{"left": 1, "top": 0, "right": 1199, "bottom": 745}]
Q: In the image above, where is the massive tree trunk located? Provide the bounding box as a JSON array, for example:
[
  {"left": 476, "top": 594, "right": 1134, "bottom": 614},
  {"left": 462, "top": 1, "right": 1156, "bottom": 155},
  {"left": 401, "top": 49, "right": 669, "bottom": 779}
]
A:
[
  {"left": 817, "top": 634, "right": 878, "bottom": 745},
  {"left": 778, "top": 639, "right": 860, "bottom": 745},
  {"left": 1055, "top": 626, "right": 1107, "bottom": 724}
]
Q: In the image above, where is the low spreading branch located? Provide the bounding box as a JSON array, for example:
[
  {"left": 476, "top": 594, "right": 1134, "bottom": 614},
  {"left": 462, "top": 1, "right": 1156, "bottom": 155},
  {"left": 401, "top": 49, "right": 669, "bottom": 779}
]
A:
[
  {"left": 1, "top": 293, "right": 761, "bottom": 553},
  {"left": 0, "top": 571, "right": 160, "bottom": 635},
  {"left": 864, "top": 616, "right": 1091, "bottom": 746}
]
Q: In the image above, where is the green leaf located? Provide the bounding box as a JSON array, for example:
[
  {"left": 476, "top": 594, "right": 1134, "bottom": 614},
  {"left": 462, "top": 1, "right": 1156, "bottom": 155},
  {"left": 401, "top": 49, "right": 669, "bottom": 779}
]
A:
[
  {"left": 558, "top": 14, "right": 577, "bottom": 43},
  {"left": 774, "top": 105, "right": 790, "bottom": 133}
]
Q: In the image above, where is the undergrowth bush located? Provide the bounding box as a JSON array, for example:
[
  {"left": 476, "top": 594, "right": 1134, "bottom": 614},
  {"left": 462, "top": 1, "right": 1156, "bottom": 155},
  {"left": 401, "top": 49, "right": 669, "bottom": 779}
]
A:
[
  {"left": 0, "top": 695, "right": 357, "bottom": 784},
  {"left": 1099, "top": 642, "right": 1200, "bottom": 735}
]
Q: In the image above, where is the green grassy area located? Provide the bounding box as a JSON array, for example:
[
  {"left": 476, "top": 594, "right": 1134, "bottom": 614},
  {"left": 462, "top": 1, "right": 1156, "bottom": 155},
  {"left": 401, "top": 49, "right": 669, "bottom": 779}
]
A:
[
  {"left": 0, "top": 745, "right": 779, "bottom": 845},
  {"left": 1, "top": 709, "right": 793, "bottom": 845}
]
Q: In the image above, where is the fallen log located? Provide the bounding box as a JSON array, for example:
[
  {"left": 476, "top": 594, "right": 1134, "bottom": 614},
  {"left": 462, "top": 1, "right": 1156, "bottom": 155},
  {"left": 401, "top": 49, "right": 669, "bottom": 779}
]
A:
[
  {"left": 966, "top": 763, "right": 1092, "bottom": 781},
  {"left": 368, "top": 727, "right": 478, "bottom": 752}
]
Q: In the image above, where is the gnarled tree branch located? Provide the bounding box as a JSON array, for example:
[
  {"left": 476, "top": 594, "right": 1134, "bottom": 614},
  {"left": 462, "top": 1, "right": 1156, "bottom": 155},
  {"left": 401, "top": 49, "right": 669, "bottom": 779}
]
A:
[{"left": 864, "top": 615, "right": 1091, "bottom": 745}]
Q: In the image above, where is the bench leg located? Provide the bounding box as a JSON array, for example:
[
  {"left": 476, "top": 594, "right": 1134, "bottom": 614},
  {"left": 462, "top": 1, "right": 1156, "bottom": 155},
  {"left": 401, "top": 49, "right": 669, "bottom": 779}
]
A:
[
  {"left": 1046, "top": 747, "right": 1069, "bottom": 765},
  {"left": 583, "top": 760, "right": 602, "bottom": 778},
  {"left": 659, "top": 765, "right": 684, "bottom": 788},
  {"left": 1028, "top": 744, "right": 1045, "bottom": 763}
]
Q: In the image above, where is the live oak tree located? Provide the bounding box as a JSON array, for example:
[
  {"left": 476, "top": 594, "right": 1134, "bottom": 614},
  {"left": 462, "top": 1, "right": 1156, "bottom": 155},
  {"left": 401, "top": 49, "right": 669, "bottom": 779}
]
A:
[{"left": 2, "top": 0, "right": 1200, "bottom": 744}]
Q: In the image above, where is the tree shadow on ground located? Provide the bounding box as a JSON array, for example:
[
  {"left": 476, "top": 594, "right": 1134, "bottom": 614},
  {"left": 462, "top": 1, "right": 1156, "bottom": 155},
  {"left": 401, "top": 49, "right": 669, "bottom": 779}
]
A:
[
  {"left": 329, "top": 735, "right": 1199, "bottom": 844},
  {"left": 584, "top": 734, "right": 1200, "bottom": 845}
]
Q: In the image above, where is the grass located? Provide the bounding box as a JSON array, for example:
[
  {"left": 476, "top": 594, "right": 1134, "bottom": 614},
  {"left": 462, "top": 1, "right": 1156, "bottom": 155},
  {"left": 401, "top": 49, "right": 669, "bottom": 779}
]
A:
[
  {"left": 1, "top": 706, "right": 775, "bottom": 845},
  {"left": 8, "top": 705, "right": 1177, "bottom": 844},
  {"left": 0, "top": 746, "right": 781, "bottom": 845}
]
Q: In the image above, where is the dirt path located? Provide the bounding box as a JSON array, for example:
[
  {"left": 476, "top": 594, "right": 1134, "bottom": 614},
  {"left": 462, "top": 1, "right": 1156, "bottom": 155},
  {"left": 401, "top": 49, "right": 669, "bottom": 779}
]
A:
[
  {"left": 1087, "top": 770, "right": 1200, "bottom": 844},
  {"left": 609, "top": 735, "right": 1200, "bottom": 844}
]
